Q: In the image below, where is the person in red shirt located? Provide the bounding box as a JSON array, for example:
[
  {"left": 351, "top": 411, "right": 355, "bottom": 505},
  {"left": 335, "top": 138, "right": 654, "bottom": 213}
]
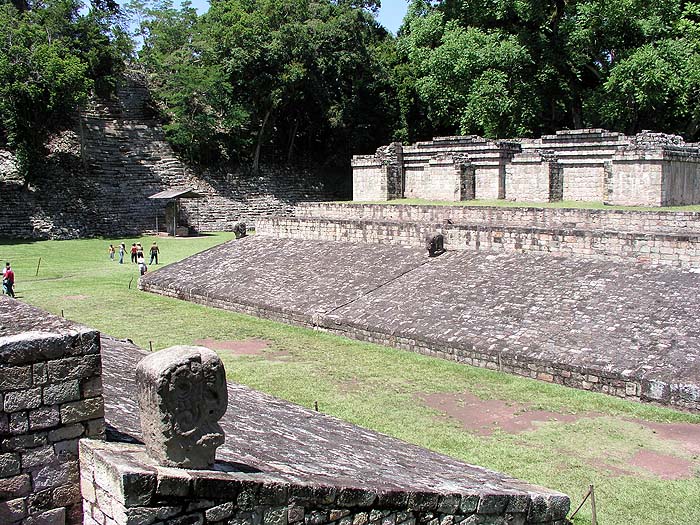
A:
[{"left": 3, "top": 262, "right": 15, "bottom": 298}]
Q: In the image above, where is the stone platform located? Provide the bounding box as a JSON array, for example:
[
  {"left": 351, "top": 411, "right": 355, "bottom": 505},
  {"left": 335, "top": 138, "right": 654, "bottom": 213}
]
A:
[
  {"left": 140, "top": 237, "right": 700, "bottom": 411},
  {"left": 97, "top": 337, "right": 570, "bottom": 524}
]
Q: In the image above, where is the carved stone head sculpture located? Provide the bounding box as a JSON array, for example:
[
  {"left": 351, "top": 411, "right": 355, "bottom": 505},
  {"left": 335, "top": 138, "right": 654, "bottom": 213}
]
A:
[{"left": 136, "top": 346, "right": 228, "bottom": 469}]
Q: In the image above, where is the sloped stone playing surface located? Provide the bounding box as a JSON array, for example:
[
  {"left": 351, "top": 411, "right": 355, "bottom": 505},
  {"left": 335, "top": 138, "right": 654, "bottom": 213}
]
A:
[
  {"left": 141, "top": 237, "right": 700, "bottom": 410},
  {"left": 100, "top": 337, "right": 569, "bottom": 517}
]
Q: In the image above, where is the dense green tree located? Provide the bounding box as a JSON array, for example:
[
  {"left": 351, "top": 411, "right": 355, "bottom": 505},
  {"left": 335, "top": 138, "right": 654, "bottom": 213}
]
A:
[
  {"left": 0, "top": 0, "right": 128, "bottom": 178},
  {"left": 133, "top": 0, "right": 398, "bottom": 168},
  {"left": 398, "top": 0, "right": 700, "bottom": 140}
]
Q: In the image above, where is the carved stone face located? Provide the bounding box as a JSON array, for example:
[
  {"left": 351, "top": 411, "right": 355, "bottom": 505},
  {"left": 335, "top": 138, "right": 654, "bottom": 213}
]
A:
[{"left": 137, "top": 346, "right": 228, "bottom": 469}]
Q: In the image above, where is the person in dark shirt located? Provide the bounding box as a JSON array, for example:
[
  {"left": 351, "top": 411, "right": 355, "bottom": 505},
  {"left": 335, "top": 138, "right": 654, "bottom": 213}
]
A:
[{"left": 149, "top": 242, "right": 160, "bottom": 265}]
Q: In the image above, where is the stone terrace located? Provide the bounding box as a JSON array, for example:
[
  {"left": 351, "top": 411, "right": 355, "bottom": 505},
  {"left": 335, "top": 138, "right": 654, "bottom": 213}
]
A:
[{"left": 140, "top": 237, "right": 700, "bottom": 411}]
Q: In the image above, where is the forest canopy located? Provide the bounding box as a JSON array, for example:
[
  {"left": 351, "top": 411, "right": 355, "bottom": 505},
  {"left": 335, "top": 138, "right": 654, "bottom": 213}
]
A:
[{"left": 1, "top": 0, "right": 699, "bottom": 174}]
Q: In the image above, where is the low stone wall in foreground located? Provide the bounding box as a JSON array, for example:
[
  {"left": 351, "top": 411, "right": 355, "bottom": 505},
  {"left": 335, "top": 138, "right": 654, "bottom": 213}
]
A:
[{"left": 0, "top": 298, "right": 104, "bottom": 525}]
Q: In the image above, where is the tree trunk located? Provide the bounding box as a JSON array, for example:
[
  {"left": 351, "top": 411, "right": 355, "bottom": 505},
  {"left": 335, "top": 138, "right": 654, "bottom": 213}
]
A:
[
  {"left": 253, "top": 109, "right": 271, "bottom": 174},
  {"left": 286, "top": 119, "right": 299, "bottom": 164}
]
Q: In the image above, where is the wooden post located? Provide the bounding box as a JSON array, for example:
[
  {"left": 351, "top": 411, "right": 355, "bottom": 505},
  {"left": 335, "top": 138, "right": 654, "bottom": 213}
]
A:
[
  {"left": 35, "top": 257, "right": 41, "bottom": 277},
  {"left": 590, "top": 484, "right": 597, "bottom": 525}
]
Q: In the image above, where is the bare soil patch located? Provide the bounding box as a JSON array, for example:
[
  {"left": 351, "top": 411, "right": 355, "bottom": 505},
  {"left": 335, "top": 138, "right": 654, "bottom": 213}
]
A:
[
  {"left": 193, "top": 338, "right": 274, "bottom": 356},
  {"left": 63, "top": 295, "right": 89, "bottom": 300},
  {"left": 420, "top": 391, "right": 582, "bottom": 436},
  {"left": 420, "top": 391, "right": 700, "bottom": 480},
  {"left": 629, "top": 449, "right": 694, "bottom": 480}
]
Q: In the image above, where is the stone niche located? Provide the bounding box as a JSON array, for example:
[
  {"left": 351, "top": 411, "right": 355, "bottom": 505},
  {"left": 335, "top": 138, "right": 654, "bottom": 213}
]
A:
[
  {"left": 505, "top": 151, "right": 563, "bottom": 202},
  {"left": 352, "top": 143, "right": 403, "bottom": 201}
]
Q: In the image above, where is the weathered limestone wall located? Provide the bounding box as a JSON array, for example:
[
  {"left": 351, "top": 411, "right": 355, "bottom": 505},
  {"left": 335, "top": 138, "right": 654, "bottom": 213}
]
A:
[
  {"left": 292, "top": 203, "right": 700, "bottom": 235},
  {"left": 0, "top": 72, "right": 334, "bottom": 240},
  {"left": 608, "top": 148, "right": 700, "bottom": 206},
  {"left": 403, "top": 155, "right": 474, "bottom": 201},
  {"left": 81, "top": 440, "right": 568, "bottom": 525},
  {"left": 505, "top": 152, "right": 562, "bottom": 202},
  {"left": 0, "top": 298, "right": 104, "bottom": 524},
  {"left": 352, "top": 143, "right": 403, "bottom": 201},
  {"left": 354, "top": 129, "right": 700, "bottom": 206},
  {"left": 401, "top": 136, "right": 519, "bottom": 201},
  {"left": 522, "top": 129, "right": 629, "bottom": 202},
  {"left": 257, "top": 216, "right": 700, "bottom": 269}
]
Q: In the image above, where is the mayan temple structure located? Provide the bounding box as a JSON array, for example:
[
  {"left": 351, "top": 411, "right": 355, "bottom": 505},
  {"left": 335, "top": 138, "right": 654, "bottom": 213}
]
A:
[{"left": 352, "top": 129, "right": 700, "bottom": 206}]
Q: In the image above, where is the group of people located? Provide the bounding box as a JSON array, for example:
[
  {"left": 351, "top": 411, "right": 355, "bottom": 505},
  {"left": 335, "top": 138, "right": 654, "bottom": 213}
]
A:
[
  {"left": 2, "top": 262, "right": 14, "bottom": 298},
  {"left": 108, "top": 241, "right": 160, "bottom": 276}
]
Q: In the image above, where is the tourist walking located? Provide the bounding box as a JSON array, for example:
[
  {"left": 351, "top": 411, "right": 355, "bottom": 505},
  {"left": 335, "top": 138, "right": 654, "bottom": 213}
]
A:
[
  {"left": 119, "top": 243, "right": 125, "bottom": 264},
  {"left": 137, "top": 254, "right": 148, "bottom": 276},
  {"left": 130, "top": 243, "right": 138, "bottom": 263},
  {"left": 108, "top": 244, "right": 115, "bottom": 261},
  {"left": 149, "top": 242, "right": 160, "bottom": 265},
  {"left": 3, "top": 262, "right": 15, "bottom": 298}
]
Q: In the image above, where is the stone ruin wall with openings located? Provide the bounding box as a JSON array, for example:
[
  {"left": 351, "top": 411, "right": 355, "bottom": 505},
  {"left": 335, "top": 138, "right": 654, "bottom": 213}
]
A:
[
  {"left": 353, "top": 129, "right": 700, "bottom": 207},
  {"left": 0, "top": 72, "right": 335, "bottom": 240}
]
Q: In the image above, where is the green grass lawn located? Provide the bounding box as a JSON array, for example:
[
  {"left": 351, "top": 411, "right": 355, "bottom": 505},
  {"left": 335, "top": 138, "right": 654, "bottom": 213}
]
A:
[
  {"left": 342, "top": 198, "right": 700, "bottom": 212},
  {"left": 2, "top": 234, "right": 700, "bottom": 525}
]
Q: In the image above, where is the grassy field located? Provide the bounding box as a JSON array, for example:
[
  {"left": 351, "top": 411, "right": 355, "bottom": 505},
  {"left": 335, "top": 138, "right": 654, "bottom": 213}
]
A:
[
  {"left": 344, "top": 198, "right": 700, "bottom": 212},
  {"left": 2, "top": 234, "right": 700, "bottom": 525}
]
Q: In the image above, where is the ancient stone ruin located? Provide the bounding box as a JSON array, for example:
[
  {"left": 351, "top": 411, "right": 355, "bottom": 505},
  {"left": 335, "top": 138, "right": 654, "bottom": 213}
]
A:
[
  {"left": 353, "top": 130, "right": 700, "bottom": 206},
  {"left": 136, "top": 346, "right": 228, "bottom": 469},
  {"left": 0, "top": 298, "right": 571, "bottom": 525}
]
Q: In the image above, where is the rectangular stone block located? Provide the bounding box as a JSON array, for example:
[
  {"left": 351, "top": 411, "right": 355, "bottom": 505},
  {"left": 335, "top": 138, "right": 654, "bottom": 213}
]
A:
[
  {"left": 21, "top": 445, "right": 55, "bottom": 469},
  {"left": 23, "top": 507, "right": 66, "bottom": 525},
  {"left": 29, "top": 406, "right": 61, "bottom": 430},
  {"left": 52, "top": 481, "right": 83, "bottom": 506},
  {"left": 9, "top": 411, "right": 29, "bottom": 434},
  {"left": 43, "top": 380, "right": 81, "bottom": 405},
  {"left": 48, "top": 423, "right": 85, "bottom": 443},
  {"left": 60, "top": 397, "right": 104, "bottom": 424},
  {"left": 33, "top": 363, "right": 48, "bottom": 386},
  {"left": 33, "top": 460, "right": 78, "bottom": 491},
  {"left": 0, "top": 498, "right": 27, "bottom": 523},
  {"left": 0, "top": 452, "right": 21, "bottom": 477},
  {"left": 2, "top": 431, "right": 48, "bottom": 451},
  {"left": 0, "top": 365, "right": 33, "bottom": 391},
  {"left": 47, "top": 355, "right": 101, "bottom": 383},
  {"left": 0, "top": 473, "right": 32, "bottom": 500},
  {"left": 53, "top": 438, "right": 80, "bottom": 459},
  {"left": 4, "top": 387, "right": 42, "bottom": 412}
]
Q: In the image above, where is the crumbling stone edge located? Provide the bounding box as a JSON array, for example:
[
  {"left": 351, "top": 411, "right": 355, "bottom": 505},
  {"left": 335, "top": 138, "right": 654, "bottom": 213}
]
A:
[{"left": 80, "top": 440, "right": 571, "bottom": 525}]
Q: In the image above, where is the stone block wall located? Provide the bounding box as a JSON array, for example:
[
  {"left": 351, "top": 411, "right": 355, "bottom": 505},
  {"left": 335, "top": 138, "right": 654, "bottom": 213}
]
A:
[
  {"left": 80, "top": 439, "right": 570, "bottom": 525},
  {"left": 292, "top": 203, "right": 700, "bottom": 235},
  {"left": 0, "top": 72, "right": 334, "bottom": 240},
  {"left": 400, "top": 136, "right": 519, "bottom": 201},
  {"left": 0, "top": 298, "right": 104, "bottom": 524},
  {"left": 257, "top": 216, "right": 700, "bottom": 269},
  {"left": 355, "top": 129, "right": 700, "bottom": 206},
  {"left": 352, "top": 143, "right": 403, "bottom": 201},
  {"left": 403, "top": 155, "right": 474, "bottom": 201},
  {"left": 505, "top": 152, "right": 562, "bottom": 202},
  {"left": 607, "top": 148, "right": 700, "bottom": 206}
]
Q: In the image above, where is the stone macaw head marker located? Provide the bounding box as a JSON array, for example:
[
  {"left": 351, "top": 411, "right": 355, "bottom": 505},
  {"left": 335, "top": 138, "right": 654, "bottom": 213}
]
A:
[{"left": 136, "top": 346, "right": 228, "bottom": 469}]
